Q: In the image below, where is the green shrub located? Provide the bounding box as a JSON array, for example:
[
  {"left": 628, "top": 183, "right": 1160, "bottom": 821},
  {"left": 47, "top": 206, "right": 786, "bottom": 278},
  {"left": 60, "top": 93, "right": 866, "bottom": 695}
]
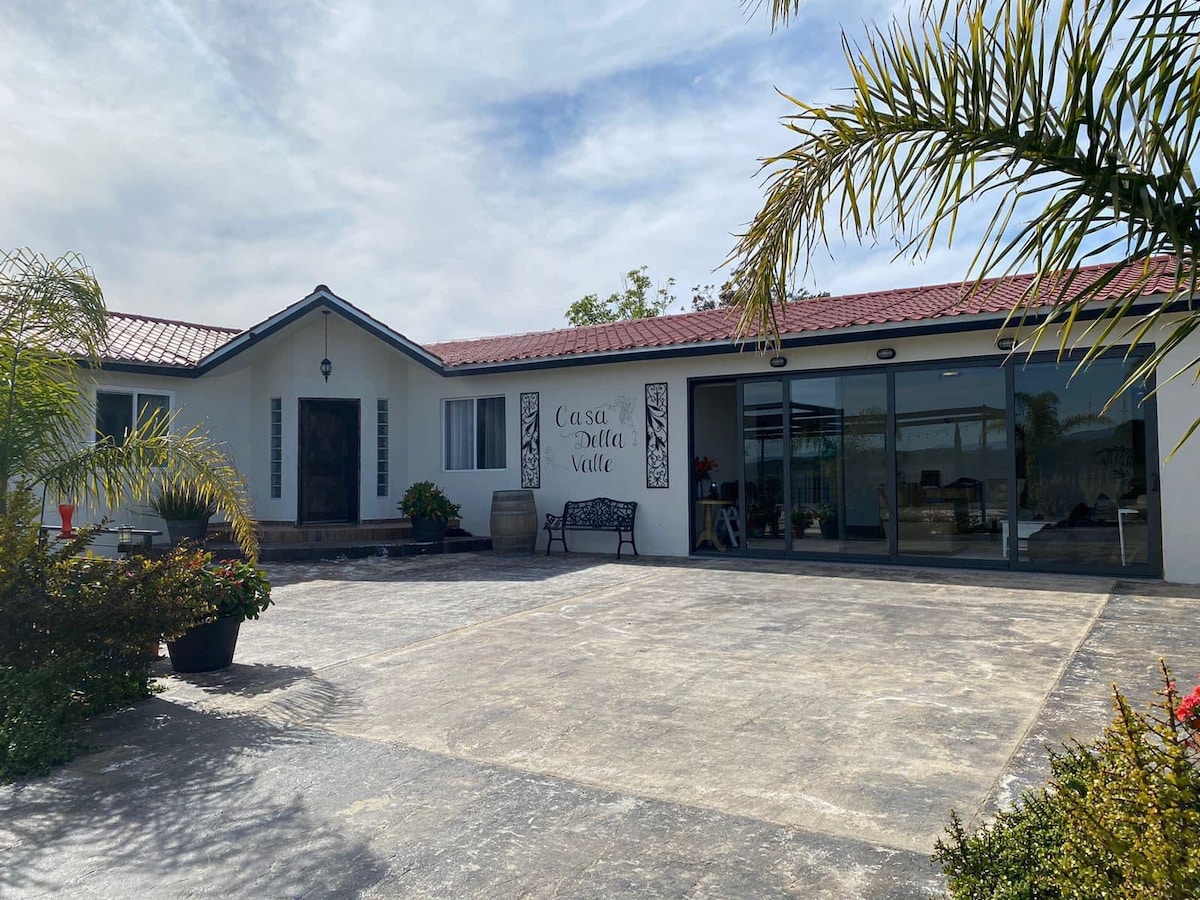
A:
[
  {"left": 934, "top": 662, "right": 1200, "bottom": 899},
  {"left": 397, "top": 480, "right": 461, "bottom": 521},
  {"left": 0, "top": 491, "right": 217, "bottom": 780}
]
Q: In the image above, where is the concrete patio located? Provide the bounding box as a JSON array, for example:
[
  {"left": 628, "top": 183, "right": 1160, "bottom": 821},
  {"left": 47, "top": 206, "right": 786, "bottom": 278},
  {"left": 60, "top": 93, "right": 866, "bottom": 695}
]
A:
[{"left": 3, "top": 553, "right": 1199, "bottom": 898}]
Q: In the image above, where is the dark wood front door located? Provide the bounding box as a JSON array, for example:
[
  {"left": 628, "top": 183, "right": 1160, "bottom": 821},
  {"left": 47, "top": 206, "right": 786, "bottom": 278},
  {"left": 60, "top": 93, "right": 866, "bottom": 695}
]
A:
[{"left": 299, "top": 399, "right": 360, "bottom": 525}]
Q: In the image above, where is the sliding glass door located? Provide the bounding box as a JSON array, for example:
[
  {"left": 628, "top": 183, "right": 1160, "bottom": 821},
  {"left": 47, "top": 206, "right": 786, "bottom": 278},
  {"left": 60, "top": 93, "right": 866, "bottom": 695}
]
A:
[
  {"left": 893, "top": 368, "right": 1008, "bottom": 560},
  {"left": 788, "top": 374, "right": 888, "bottom": 554},
  {"left": 1014, "top": 357, "right": 1150, "bottom": 568},
  {"left": 706, "top": 349, "right": 1158, "bottom": 574}
]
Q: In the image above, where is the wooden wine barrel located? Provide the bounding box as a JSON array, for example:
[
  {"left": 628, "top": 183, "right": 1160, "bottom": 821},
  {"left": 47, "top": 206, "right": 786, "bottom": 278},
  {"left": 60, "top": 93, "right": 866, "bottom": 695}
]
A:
[{"left": 490, "top": 489, "right": 537, "bottom": 554}]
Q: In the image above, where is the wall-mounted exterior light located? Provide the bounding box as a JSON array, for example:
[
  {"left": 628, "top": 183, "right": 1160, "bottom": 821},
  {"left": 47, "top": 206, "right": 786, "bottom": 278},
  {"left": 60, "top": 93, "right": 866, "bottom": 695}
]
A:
[
  {"left": 769, "top": 355, "right": 787, "bottom": 368},
  {"left": 996, "top": 337, "right": 1016, "bottom": 351},
  {"left": 876, "top": 347, "right": 896, "bottom": 360}
]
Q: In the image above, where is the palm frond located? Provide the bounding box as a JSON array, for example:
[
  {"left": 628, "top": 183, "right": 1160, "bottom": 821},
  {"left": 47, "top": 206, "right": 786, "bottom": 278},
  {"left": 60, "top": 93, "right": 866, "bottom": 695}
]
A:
[
  {"left": 37, "top": 409, "right": 259, "bottom": 562},
  {"left": 730, "top": 0, "right": 1200, "bottom": 443}
]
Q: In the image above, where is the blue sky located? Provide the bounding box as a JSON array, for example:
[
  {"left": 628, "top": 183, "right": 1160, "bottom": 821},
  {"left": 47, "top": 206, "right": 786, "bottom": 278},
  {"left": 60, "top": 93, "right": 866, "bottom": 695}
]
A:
[{"left": 0, "top": 0, "right": 992, "bottom": 342}]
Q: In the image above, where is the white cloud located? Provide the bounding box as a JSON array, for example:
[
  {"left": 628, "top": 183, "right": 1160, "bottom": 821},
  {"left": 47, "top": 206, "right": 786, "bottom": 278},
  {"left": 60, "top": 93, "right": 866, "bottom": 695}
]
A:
[{"left": 0, "top": 0, "right": 996, "bottom": 342}]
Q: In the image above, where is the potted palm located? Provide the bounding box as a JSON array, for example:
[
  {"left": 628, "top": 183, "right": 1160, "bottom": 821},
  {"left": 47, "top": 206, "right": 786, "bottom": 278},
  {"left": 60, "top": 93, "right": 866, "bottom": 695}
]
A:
[
  {"left": 398, "top": 481, "right": 461, "bottom": 543},
  {"left": 150, "top": 486, "right": 219, "bottom": 546},
  {"left": 165, "top": 549, "right": 273, "bottom": 673}
]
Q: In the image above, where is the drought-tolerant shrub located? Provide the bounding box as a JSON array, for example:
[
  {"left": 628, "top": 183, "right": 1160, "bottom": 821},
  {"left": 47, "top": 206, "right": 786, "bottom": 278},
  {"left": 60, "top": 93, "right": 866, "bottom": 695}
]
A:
[
  {"left": 934, "top": 662, "right": 1200, "bottom": 899},
  {"left": 0, "top": 491, "right": 215, "bottom": 780}
]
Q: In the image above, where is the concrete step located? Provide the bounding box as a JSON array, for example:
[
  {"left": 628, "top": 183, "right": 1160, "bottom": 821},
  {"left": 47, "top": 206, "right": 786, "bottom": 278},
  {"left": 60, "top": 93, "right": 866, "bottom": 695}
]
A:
[
  {"left": 254, "top": 521, "right": 413, "bottom": 545},
  {"left": 207, "top": 535, "right": 493, "bottom": 562}
]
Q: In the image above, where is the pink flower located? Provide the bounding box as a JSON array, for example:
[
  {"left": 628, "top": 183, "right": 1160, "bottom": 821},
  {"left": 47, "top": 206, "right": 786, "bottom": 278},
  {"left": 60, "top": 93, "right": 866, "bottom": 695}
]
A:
[{"left": 1177, "top": 685, "right": 1200, "bottom": 725}]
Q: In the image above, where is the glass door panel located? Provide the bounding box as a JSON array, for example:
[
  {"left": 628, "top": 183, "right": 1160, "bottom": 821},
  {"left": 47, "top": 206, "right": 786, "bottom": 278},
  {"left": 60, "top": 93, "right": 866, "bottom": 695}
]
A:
[
  {"left": 894, "top": 368, "right": 1008, "bottom": 559},
  {"left": 743, "top": 380, "right": 785, "bottom": 551},
  {"left": 1014, "top": 358, "right": 1150, "bottom": 569},
  {"left": 789, "top": 373, "right": 888, "bottom": 554}
]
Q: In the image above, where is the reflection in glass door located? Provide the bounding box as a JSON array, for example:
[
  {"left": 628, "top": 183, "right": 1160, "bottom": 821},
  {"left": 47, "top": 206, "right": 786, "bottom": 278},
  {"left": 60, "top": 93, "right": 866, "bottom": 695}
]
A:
[
  {"left": 1014, "top": 358, "right": 1150, "bottom": 569},
  {"left": 743, "top": 380, "right": 785, "bottom": 551},
  {"left": 789, "top": 374, "right": 888, "bottom": 554},
  {"left": 894, "top": 368, "right": 1008, "bottom": 559}
]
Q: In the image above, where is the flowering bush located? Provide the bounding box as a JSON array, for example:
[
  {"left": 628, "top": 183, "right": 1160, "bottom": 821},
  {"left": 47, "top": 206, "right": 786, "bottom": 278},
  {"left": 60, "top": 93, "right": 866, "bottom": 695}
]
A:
[
  {"left": 694, "top": 456, "right": 719, "bottom": 479},
  {"left": 0, "top": 495, "right": 225, "bottom": 780},
  {"left": 171, "top": 550, "right": 272, "bottom": 622},
  {"left": 398, "top": 481, "right": 461, "bottom": 522},
  {"left": 936, "top": 661, "right": 1200, "bottom": 898}
]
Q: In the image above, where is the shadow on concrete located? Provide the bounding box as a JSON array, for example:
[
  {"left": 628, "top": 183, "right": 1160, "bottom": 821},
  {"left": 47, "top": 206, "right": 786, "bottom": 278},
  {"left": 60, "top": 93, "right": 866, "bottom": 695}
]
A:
[
  {"left": 1113, "top": 579, "right": 1200, "bottom": 599},
  {"left": 0, "top": 697, "right": 388, "bottom": 897},
  {"left": 159, "top": 662, "right": 363, "bottom": 732},
  {"left": 167, "top": 662, "right": 316, "bottom": 697}
]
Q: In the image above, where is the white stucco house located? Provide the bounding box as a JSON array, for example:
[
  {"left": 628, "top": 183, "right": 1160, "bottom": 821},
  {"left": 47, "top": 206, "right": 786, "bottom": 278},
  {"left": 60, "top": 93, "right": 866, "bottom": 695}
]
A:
[{"left": 77, "top": 260, "right": 1200, "bottom": 583}]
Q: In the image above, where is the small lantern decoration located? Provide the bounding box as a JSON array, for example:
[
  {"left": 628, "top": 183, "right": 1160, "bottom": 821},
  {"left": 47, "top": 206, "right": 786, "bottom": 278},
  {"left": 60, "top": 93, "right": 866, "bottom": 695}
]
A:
[{"left": 320, "top": 309, "right": 333, "bottom": 382}]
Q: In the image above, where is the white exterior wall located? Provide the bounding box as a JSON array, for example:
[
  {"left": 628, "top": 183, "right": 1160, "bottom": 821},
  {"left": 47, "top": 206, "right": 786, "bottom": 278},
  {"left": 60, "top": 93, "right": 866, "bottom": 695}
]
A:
[
  {"left": 1150, "top": 323, "right": 1200, "bottom": 584},
  {"left": 67, "top": 310, "right": 413, "bottom": 547},
  {"left": 407, "top": 324, "right": 1198, "bottom": 582},
  {"left": 202, "top": 309, "right": 411, "bottom": 523},
  {"left": 73, "top": 307, "right": 1200, "bottom": 582},
  {"left": 405, "top": 328, "right": 1019, "bottom": 557}
]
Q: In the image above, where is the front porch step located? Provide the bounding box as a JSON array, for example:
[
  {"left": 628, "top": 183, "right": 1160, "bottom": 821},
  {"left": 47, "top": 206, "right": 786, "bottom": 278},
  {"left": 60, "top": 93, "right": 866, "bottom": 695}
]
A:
[{"left": 254, "top": 522, "right": 412, "bottom": 545}]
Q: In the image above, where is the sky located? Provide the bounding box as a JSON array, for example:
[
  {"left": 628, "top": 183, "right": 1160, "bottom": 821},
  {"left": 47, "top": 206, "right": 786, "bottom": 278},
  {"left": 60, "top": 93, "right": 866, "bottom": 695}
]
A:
[{"left": 0, "top": 0, "right": 989, "bottom": 343}]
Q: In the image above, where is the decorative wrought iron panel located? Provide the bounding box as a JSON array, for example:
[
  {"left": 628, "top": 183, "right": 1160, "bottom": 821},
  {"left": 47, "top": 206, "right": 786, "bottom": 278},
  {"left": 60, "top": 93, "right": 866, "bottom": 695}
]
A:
[
  {"left": 645, "top": 382, "right": 669, "bottom": 488},
  {"left": 520, "top": 391, "right": 540, "bottom": 489}
]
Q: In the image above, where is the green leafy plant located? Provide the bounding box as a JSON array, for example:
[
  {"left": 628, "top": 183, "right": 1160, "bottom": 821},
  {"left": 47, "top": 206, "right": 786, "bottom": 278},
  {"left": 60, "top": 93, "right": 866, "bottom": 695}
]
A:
[
  {"left": 0, "top": 492, "right": 216, "bottom": 780},
  {"left": 790, "top": 506, "right": 813, "bottom": 532},
  {"left": 187, "top": 551, "right": 273, "bottom": 622},
  {"left": 565, "top": 265, "right": 677, "bottom": 326},
  {"left": 934, "top": 661, "right": 1200, "bottom": 898},
  {"left": 398, "top": 481, "right": 461, "bottom": 522},
  {"left": 149, "top": 485, "right": 219, "bottom": 521}
]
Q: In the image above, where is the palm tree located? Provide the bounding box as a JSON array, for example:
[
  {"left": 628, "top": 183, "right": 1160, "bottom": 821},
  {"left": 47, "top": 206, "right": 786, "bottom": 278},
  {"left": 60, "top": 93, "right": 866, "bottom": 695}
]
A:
[
  {"left": 729, "top": 0, "right": 1200, "bottom": 441},
  {"left": 0, "top": 249, "right": 258, "bottom": 559}
]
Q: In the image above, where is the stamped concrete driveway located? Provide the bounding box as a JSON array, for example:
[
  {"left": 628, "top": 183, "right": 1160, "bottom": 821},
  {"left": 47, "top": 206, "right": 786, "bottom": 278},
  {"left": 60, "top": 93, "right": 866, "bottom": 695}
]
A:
[{"left": 3, "top": 553, "right": 1200, "bottom": 898}]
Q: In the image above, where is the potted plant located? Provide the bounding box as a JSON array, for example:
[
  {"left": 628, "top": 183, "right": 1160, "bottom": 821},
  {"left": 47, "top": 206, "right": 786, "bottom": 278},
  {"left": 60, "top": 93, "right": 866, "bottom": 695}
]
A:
[
  {"left": 165, "top": 549, "right": 273, "bottom": 673},
  {"left": 151, "top": 486, "right": 218, "bottom": 546},
  {"left": 813, "top": 501, "right": 840, "bottom": 539},
  {"left": 791, "top": 506, "right": 813, "bottom": 537},
  {"left": 398, "top": 481, "right": 461, "bottom": 543}
]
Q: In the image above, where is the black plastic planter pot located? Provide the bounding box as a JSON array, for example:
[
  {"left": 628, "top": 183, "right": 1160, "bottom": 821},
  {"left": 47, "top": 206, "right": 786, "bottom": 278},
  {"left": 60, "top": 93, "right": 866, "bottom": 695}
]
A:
[
  {"left": 167, "top": 617, "right": 241, "bottom": 673},
  {"left": 410, "top": 516, "right": 448, "bottom": 543}
]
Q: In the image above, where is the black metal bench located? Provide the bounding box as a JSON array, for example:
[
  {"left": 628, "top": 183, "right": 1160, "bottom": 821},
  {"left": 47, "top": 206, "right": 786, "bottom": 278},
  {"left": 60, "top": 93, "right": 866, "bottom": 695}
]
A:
[{"left": 543, "top": 497, "right": 638, "bottom": 559}]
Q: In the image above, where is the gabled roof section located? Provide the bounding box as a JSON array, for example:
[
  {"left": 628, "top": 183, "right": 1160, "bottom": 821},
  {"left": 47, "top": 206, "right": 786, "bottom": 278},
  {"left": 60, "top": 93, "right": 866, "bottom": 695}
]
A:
[
  {"left": 425, "top": 258, "right": 1181, "bottom": 368},
  {"left": 194, "top": 285, "right": 444, "bottom": 375},
  {"left": 98, "top": 312, "right": 240, "bottom": 367}
]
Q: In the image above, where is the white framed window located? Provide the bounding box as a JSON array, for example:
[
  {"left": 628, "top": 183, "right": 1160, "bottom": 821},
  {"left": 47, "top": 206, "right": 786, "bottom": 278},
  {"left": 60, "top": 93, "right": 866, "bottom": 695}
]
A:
[
  {"left": 443, "top": 396, "right": 506, "bottom": 471},
  {"left": 94, "top": 389, "right": 173, "bottom": 446}
]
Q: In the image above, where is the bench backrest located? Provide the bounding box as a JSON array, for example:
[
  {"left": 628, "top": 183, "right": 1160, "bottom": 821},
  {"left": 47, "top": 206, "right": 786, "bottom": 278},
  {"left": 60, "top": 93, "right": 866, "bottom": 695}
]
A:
[{"left": 562, "top": 498, "right": 637, "bottom": 530}]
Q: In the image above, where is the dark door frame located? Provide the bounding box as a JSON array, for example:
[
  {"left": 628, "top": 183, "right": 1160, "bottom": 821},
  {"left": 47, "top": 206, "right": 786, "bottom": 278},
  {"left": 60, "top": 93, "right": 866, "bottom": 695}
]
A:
[
  {"left": 297, "top": 397, "right": 361, "bottom": 526},
  {"left": 687, "top": 345, "right": 1162, "bottom": 577}
]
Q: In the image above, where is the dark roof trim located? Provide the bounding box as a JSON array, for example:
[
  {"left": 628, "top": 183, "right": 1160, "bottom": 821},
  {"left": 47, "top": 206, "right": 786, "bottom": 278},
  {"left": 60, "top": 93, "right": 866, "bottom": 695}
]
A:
[{"left": 194, "top": 287, "right": 444, "bottom": 376}]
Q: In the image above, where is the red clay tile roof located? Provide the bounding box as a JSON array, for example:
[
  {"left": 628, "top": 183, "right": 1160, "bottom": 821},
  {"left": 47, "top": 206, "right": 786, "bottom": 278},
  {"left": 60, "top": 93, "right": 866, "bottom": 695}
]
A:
[
  {"left": 100, "top": 312, "right": 240, "bottom": 366},
  {"left": 88, "top": 258, "right": 1178, "bottom": 369},
  {"left": 426, "top": 259, "right": 1180, "bottom": 367}
]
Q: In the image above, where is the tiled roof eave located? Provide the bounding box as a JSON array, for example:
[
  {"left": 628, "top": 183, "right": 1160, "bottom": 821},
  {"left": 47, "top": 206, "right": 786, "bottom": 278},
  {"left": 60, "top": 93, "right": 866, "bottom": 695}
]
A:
[{"left": 437, "top": 310, "right": 1024, "bottom": 373}]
